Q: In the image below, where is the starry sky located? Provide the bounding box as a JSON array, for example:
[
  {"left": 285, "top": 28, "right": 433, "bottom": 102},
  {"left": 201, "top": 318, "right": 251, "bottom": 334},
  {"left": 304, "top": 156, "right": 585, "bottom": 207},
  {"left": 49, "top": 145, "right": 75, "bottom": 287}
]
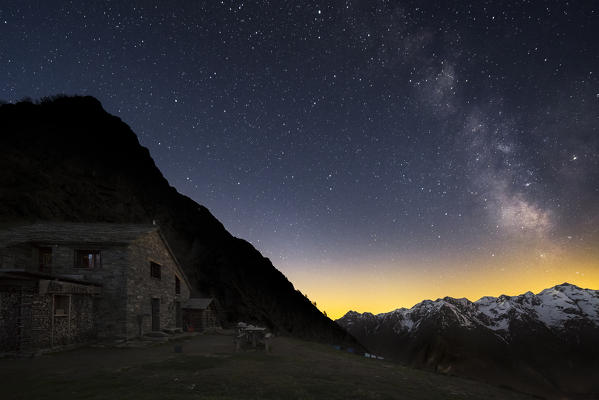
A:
[{"left": 2, "top": 1, "right": 599, "bottom": 318}]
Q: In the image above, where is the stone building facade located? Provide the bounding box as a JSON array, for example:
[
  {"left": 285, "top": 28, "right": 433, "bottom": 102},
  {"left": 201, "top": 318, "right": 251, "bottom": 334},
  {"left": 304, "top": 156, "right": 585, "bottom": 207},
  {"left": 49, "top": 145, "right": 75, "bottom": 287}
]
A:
[
  {"left": 0, "top": 223, "right": 191, "bottom": 353},
  {"left": 0, "top": 272, "right": 99, "bottom": 352}
]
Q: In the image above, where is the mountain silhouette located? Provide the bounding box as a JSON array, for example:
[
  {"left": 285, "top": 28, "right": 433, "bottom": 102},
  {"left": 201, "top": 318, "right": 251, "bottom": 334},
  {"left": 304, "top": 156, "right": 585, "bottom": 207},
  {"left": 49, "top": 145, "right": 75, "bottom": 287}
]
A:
[{"left": 0, "top": 95, "right": 359, "bottom": 348}]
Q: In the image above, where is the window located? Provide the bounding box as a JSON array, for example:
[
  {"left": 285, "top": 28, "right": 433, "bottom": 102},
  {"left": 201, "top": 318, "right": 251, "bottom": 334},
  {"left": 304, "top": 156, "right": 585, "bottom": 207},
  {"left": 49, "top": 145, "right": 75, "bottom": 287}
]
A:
[
  {"left": 38, "top": 247, "right": 52, "bottom": 271},
  {"left": 150, "top": 262, "right": 161, "bottom": 279},
  {"left": 175, "top": 276, "right": 181, "bottom": 294},
  {"left": 74, "top": 250, "right": 101, "bottom": 268},
  {"left": 53, "top": 295, "right": 69, "bottom": 317}
]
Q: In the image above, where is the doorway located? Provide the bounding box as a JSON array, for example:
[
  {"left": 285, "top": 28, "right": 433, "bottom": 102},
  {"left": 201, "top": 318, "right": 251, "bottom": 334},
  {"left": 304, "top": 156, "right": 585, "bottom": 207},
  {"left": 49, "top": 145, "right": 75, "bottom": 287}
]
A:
[
  {"left": 151, "top": 298, "right": 160, "bottom": 331},
  {"left": 175, "top": 301, "right": 182, "bottom": 328}
]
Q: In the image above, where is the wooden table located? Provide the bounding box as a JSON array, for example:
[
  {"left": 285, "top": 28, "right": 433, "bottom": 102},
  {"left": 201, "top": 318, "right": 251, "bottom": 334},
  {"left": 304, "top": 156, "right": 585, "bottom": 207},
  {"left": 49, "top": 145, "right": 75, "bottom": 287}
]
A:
[{"left": 235, "top": 324, "right": 270, "bottom": 350}]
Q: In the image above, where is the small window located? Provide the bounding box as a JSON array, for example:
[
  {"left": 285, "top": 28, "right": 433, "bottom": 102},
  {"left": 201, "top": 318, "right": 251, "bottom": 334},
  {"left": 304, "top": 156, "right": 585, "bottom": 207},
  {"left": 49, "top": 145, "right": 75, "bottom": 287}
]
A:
[
  {"left": 150, "top": 262, "right": 161, "bottom": 279},
  {"left": 74, "top": 250, "right": 101, "bottom": 268},
  {"left": 54, "top": 295, "right": 69, "bottom": 317},
  {"left": 38, "top": 247, "right": 52, "bottom": 271},
  {"left": 175, "top": 276, "right": 181, "bottom": 294}
]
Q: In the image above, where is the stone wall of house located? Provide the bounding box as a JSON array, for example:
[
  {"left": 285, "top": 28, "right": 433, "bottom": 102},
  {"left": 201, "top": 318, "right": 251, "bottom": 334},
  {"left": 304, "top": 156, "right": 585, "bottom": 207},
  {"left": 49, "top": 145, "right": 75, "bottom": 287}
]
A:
[
  {"left": 0, "top": 244, "right": 35, "bottom": 270},
  {"left": 0, "top": 286, "right": 21, "bottom": 352},
  {"left": 45, "top": 294, "right": 95, "bottom": 347},
  {"left": 68, "top": 293, "right": 95, "bottom": 343},
  {"left": 30, "top": 293, "right": 52, "bottom": 349},
  {"left": 1, "top": 241, "right": 128, "bottom": 340},
  {"left": 45, "top": 244, "right": 129, "bottom": 339},
  {"left": 203, "top": 306, "right": 218, "bottom": 329},
  {"left": 183, "top": 306, "right": 218, "bottom": 331},
  {"left": 125, "top": 232, "right": 190, "bottom": 337},
  {"left": 1, "top": 229, "right": 191, "bottom": 342},
  {"left": 0, "top": 284, "right": 95, "bottom": 352}
]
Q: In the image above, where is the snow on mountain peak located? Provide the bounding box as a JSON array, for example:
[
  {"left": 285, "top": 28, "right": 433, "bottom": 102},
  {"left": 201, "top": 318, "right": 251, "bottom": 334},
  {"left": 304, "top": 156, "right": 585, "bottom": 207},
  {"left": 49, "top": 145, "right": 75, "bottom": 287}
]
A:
[{"left": 339, "top": 283, "right": 599, "bottom": 337}]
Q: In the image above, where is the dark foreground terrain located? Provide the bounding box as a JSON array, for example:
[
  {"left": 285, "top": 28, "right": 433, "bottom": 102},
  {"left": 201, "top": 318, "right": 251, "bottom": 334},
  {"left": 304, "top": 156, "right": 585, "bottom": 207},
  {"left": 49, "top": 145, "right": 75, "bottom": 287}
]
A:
[{"left": 0, "top": 334, "right": 536, "bottom": 400}]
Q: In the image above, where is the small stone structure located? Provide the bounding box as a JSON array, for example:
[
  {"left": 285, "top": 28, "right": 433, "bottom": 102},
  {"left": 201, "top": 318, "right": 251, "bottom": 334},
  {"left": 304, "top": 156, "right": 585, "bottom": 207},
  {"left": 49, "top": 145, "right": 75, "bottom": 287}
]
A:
[
  {"left": 182, "top": 297, "right": 218, "bottom": 331},
  {"left": 0, "top": 223, "right": 191, "bottom": 353}
]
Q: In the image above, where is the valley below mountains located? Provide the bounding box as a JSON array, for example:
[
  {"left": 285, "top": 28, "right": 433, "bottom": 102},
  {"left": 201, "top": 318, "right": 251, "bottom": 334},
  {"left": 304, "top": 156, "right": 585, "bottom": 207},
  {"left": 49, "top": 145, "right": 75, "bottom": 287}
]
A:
[{"left": 337, "top": 283, "right": 599, "bottom": 399}]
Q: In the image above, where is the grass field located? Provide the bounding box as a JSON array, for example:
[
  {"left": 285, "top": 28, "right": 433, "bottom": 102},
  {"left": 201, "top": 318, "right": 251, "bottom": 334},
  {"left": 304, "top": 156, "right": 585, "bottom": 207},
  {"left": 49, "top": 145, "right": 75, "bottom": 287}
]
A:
[{"left": 0, "top": 334, "right": 537, "bottom": 400}]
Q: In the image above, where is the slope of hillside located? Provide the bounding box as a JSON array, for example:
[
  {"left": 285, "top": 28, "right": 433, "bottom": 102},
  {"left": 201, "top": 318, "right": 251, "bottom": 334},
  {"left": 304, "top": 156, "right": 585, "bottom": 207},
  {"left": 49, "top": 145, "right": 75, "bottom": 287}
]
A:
[
  {"left": 0, "top": 96, "right": 358, "bottom": 348},
  {"left": 0, "top": 334, "right": 537, "bottom": 400},
  {"left": 337, "top": 283, "right": 599, "bottom": 399}
]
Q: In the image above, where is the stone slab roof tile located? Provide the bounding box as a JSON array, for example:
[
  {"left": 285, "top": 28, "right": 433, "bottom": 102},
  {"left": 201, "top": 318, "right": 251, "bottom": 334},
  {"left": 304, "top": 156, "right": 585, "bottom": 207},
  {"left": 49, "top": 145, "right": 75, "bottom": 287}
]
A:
[
  {"left": 0, "top": 222, "right": 157, "bottom": 247},
  {"left": 183, "top": 298, "right": 214, "bottom": 310}
]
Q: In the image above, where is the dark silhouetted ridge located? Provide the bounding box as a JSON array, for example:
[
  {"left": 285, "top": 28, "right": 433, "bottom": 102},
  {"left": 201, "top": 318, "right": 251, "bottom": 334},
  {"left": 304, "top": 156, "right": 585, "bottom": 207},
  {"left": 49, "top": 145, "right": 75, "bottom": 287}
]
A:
[{"left": 0, "top": 95, "right": 360, "bottom": 348}]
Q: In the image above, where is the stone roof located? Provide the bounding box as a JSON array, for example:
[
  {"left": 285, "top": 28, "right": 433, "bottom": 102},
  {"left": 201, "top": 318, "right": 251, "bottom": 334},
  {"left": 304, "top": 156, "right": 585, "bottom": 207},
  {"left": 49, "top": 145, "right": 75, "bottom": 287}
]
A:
[
  {"left": 0, "top": 222, "right": 158, "bottom": 247},
  {"left": 183, "top": 298, "right": 214, "bottom": 310}
]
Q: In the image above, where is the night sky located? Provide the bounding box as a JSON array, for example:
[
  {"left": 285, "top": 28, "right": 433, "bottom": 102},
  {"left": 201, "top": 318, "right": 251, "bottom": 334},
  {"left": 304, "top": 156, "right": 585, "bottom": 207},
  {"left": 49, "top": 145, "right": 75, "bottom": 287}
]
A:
[{"left": 2, "top": 1, "right": 598, "bottom": 317}]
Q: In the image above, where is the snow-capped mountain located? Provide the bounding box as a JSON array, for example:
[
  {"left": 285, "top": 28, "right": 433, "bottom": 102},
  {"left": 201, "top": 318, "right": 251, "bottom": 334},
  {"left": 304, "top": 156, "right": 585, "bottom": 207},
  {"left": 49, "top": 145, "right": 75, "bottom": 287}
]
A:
[
  {"left": 337, "top": 283, "right": 599, "bottom": 399},
  {"left": 340, "top": 283, "right": 599, "bottom": 339}
]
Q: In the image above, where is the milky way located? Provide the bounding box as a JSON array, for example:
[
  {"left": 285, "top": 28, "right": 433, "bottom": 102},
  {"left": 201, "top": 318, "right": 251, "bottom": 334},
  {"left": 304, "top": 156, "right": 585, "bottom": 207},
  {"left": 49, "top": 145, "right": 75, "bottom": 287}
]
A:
[{"left": 1, "top": 1, "right": 598, "bottom": 316}]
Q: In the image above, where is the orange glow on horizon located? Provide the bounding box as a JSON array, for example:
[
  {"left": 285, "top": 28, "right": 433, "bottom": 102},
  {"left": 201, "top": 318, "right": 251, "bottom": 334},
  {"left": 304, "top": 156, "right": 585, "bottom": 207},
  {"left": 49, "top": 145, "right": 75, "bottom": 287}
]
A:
[{"left": 282, "top": 246, "right": 599, "bottom": 320}]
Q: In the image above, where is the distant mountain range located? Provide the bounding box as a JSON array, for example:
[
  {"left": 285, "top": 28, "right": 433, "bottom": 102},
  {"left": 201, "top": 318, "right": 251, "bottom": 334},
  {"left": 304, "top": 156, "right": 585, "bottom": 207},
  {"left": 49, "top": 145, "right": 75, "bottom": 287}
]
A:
[{"left": 337, "top": 283, "right": 599, "bottom": 399}]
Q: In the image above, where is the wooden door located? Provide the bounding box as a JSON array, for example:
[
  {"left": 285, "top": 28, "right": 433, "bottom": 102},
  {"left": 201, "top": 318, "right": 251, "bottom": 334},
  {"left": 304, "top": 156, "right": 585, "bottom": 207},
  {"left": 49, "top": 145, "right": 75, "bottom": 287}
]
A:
[
  {"left": 151, "top": 298, "right": 160, "bottom": 331},
  {"left": 175, "top": 301, "right": 182, "bottom": 328}
]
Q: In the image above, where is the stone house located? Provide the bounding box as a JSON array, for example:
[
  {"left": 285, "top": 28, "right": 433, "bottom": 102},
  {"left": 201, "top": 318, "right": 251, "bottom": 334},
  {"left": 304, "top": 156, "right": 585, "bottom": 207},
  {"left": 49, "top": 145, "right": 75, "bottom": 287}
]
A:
[
  {"left": 182, "top": 297, "right": 218, "bottom": 332},
  {"left": 0, "top": 223, "right": 191, "bottom": 353}
]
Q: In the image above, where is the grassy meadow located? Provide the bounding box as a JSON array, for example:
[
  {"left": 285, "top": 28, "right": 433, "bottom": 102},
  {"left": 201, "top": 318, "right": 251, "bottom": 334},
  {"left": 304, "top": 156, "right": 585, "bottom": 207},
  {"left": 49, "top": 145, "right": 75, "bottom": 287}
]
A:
[{"left": 0, "top": 334, "right": 536, "bottom": 400}]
